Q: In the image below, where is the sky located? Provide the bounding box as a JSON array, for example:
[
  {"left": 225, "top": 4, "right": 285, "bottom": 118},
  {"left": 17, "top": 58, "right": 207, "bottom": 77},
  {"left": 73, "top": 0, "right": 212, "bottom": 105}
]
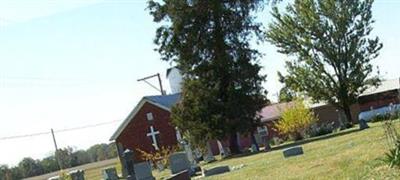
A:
[{"left": 0, "top": 0, "right": 399, "bottom": 166}]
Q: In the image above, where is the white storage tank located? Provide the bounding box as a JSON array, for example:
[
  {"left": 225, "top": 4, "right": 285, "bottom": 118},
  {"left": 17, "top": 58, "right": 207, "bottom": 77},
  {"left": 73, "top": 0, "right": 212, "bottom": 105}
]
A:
[{"left": 166, "top": 67, "right": 183, "bottom": 94}]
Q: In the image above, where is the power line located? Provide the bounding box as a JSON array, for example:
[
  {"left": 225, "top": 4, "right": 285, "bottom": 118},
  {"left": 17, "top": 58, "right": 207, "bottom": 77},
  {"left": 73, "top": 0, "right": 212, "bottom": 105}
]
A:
[{"left": 0, "top": 119, "right": 122, "bottom": 141}]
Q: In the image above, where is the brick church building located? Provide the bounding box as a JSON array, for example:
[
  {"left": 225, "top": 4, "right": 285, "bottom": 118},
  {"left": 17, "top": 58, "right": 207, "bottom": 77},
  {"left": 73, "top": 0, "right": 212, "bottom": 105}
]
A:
[
  {"left": 110, "top": 68, "right": 255, "bottom": 162},
  {"left": 109, "top": 93, "right": 254, "bottom": 162}
]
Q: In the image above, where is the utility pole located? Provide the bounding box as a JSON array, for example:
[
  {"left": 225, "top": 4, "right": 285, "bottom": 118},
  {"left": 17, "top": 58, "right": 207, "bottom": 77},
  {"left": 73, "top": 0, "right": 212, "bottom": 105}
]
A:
[
  {"left": 137, "top": 73, "right": 165, "bottom": 95},
  {"left": 51, "top": 129, "right": 63, "bottom": 170}
]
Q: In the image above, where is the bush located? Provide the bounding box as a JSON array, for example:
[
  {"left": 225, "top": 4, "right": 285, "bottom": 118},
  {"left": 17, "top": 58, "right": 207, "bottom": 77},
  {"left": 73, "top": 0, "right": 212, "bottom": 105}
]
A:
[
  {"left": 384, "top": 141, "right": 400, "bottom": 168},
  {"left": 306, "top": 123, "right": 334, "bottom": 138},
  {"left": 275, "top": 99, "right": 317, "bottom": 140},
  {"left": 382, "top": 109, "right": 400, "bottom": 168},
  {"left": 371, "top": 109, "right": 400, "bottom": 123},
  {"left": 136, "top": 146, "right": 178, "bottom": 168}
]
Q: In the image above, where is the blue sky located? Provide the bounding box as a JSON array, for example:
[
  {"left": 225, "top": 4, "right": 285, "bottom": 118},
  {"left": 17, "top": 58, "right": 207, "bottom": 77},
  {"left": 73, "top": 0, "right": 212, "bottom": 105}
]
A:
[{"left": 0, "top": 0, "right": 399, "bottom": 166}]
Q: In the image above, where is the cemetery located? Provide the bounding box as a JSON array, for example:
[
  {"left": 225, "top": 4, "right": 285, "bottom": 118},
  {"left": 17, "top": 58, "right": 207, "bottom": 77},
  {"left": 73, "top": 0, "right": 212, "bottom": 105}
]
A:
[
  {"left": 69, "top": 121, "right": 399, "bottom": 179},
  {"left": 2, "top": 1, "right": 400, "bottom": 180}
]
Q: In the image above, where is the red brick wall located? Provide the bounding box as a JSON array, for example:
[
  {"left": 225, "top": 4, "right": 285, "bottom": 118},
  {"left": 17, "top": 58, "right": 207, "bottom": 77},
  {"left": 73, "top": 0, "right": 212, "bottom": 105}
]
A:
[
  {"left": 359, "top": 91, "right": 400, "bottom": 112},
  {"left": 312, "top": 104, "right": 360, "bottom": 125},
  {"left": 116, "top": 102, "right": 178, "bottom": 162}
]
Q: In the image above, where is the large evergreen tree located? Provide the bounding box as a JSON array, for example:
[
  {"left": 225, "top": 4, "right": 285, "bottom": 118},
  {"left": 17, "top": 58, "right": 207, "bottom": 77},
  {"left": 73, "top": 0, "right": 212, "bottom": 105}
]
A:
[
  {"left": 267, "top": 0, "right": 382, "bottom": 127},
  {"left": 148, "top": 0, "right": 267, "bottom": 154}
]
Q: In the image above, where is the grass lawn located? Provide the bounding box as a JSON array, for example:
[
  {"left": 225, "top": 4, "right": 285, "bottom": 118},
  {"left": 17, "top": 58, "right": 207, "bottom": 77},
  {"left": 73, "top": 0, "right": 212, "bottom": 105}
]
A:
[{"left": 84, "top": 121, "right": 400, "bottom": 179}]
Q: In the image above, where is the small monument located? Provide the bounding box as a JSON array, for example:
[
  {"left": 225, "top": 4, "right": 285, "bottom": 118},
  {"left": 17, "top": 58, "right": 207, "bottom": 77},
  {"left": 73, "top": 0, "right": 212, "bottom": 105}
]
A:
[
  {"left": 283, "top": 146, "right": 304, "bottom": 158},
  {"left": 202, "top": 166, "right": 230, "bottom": 177},
  {"left": 134, "top": 162, "right": 155, "bottom": 180},
  {"left": 102, "top": 167, "right": 119, "bottom": 180},
  {"left": 203, "top": 142, "right": 216, "bottom": 162},
  {"left": 122, "top": 149, "right": 136, "bottom": 180},
  {"left": 169, "top": 152, "right": 192, "bottom": 175},
  {"left": 359, "top": 119, "right": 369, "bottom": 130}
]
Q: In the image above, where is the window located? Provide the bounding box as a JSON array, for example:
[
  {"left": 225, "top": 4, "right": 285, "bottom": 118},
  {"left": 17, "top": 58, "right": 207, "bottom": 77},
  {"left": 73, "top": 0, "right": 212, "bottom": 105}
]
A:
[{"left": 146, "top": 112, "right": 154, "bottom": 121}]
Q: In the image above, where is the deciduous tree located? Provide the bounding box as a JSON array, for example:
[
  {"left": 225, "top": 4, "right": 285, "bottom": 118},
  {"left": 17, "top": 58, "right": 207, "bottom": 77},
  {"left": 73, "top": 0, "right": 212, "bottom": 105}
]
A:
[
  {"left": 267, "top": 0, "right": 382, "bottom": 127},
  {"left": 275, "top": 99, "right": 317, "bottom": 140}
]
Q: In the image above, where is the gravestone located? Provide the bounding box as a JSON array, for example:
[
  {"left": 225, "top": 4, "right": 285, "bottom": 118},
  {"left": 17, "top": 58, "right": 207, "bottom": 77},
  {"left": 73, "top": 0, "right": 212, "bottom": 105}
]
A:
[
  {"left": 134, "top": 162, "right": 155, "bottom": 180},
  {"left": 203, "top": 142, "right": 216, "bottom": 163},
  {"left": 202, "top": 166, "right": 230, "bottom": 177},
  {"left": 169, "top": 152, "right": 191, "bottom": 174},
  {"left": 102, "top": 167, "right": 119, "bottom": 180},
  {"left": 283, "top": 146, "right": 304, "bottom": 158},
  {"left": 122, "top": 149, "right": 136, "bottom": 180},
  {"left": 359, "top": 119, "right": 369, "bottom": 130},
  {"left": 69, "top": 170, "right": 85, "bottom": 180},
  {"left": 180, "top": 139, "right": 195, "bottom": 165}
]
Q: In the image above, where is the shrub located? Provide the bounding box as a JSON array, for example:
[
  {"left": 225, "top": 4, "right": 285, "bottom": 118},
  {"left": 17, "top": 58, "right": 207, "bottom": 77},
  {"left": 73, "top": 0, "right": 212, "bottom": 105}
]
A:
[
  {"left": 384, "top": 140, "right": 400, "bottom": 168},
  {"left": 306, "top": 123, "right": 334, "bottom": 138},
  {"left": 136, "top": 146, "right": 178, "bottom": 168},
  {"left": 58, "top": 170, "right": 72, "bottom": 180},
  {"left": 382, "top": 107, "right": 400, "bottom": 168},
  {"left": 275, "top": 99, "right": 317, "bottom": 140}
]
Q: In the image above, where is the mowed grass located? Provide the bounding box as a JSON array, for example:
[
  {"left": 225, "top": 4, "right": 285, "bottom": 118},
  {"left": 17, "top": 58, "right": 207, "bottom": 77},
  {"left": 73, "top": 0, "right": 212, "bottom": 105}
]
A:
[
  {"left": 84, "top": 121, "right": 400, "bottom": 179},
  {"left": 203, "top": 121, "right": 400, "bottom": 180}
]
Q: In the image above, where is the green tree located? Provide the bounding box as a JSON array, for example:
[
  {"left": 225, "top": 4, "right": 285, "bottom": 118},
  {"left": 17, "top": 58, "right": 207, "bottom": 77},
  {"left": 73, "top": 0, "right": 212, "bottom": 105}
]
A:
[
  {"left": 56, "top": 147, "right": 74, "bottom": 169},
  {"left": 149, "top": 0, "right": 268, "bottom": 154},
  {"left": 275, "top": 99, "right": 317, "bottom": 140},
  {"left": 40, "top": 156, "right": 59, "bottom": 173},
  {"left": 266, "top": 0, "right": 382, "bottom": 127},
  {"left": 18, "top": 157, "right": 44, "bottom": 178},
  {"left": 278, "top": 86, "right": 296, "bottom": 103}
]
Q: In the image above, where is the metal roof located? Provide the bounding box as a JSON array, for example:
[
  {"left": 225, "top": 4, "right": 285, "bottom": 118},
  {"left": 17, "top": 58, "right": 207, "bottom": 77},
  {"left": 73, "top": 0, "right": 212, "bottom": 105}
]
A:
[
  {"left": 359, "top": 78, "right": 400, "bottom": 97},
  {"left": 144, "top": 93, "right": 181, "bottom": 109}
]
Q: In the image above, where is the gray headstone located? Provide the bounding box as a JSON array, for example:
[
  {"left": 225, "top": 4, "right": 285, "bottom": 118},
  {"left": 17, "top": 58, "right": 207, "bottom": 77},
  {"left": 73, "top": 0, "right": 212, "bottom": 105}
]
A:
[
  {"left": 69, "top": 170, "right": 85, "bottom": 180},
  {"left": 359, "top": 119, "right": 369, "bottom": 130},
  {"left": 283, "top": 146, "right": 304, "bottom": 158},
  {"left": 203, "top": 142, "right": 216, "bottom": 163},
  {"left": 203, "top": 166, "right": 230, "bottom": 177},
  {"left": 134, "top": 162, "right": 155, "bottom": 180},
  {"left": 169, "top": 152, "right": 191, "bottom": 174},
  {"left": 102, "top": 167, "right": 119, "bottom": 180},
  {"left": 122, "top": 149, "right": 136, "bottom": 179}
]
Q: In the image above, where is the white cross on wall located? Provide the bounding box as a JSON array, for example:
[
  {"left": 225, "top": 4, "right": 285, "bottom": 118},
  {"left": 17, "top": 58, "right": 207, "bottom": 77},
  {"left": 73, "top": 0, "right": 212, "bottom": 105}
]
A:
[{"left": 147, "top": 126, "right": 160, "bottom": 150}]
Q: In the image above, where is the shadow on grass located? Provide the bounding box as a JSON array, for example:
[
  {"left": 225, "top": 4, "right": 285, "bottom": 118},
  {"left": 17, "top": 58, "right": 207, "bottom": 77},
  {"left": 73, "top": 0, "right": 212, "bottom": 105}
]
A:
[
  {"left": 211, "top": 127, "right": 362, "bottom": 164},
  {"left": 270, "top": 128, "right": 360, "bottom": 151}
]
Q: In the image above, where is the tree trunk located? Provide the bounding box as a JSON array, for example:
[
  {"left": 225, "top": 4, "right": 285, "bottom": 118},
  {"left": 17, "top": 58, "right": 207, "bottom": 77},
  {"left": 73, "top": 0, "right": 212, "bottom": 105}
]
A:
[
  {"left": 229, "top": 132, "right": 241, "bottom": 154},
  {"left": 343, "top": 105, "right": 353, "bottom": 128}
]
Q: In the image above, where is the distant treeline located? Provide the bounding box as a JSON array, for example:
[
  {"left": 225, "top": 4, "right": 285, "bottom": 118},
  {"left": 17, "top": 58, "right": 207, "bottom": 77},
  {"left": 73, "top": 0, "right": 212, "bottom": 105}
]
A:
[{"left": 0, "top": 142, "right": 118, "bottom": 179}]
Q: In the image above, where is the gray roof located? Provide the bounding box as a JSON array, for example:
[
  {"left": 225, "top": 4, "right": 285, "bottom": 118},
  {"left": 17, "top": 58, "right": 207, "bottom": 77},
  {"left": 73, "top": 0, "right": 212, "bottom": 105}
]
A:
[
  {"left": 360, "top": 78, "right": 400, "bottom": 97},
  {"left": 144, "top": 93, "right": 181, "bottom": 109}
]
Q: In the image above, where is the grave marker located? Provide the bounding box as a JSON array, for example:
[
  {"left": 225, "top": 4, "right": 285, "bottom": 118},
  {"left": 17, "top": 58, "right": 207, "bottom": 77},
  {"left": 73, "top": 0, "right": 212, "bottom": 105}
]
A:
[
  {"left": 169, "top": 152, "right": 191, "bottom": 175},
  {"left": 134, "top": 162, "right": 155, "bottom": 180}
]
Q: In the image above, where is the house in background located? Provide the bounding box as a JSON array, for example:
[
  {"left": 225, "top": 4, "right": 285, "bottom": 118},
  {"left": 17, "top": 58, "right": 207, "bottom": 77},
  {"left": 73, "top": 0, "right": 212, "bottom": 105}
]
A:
[
  {"left": 358, "top": 78, "right": 400, "bottom": 121},
  {"left": 256, "top": 101, "right": 360, "bottom": 141}
]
